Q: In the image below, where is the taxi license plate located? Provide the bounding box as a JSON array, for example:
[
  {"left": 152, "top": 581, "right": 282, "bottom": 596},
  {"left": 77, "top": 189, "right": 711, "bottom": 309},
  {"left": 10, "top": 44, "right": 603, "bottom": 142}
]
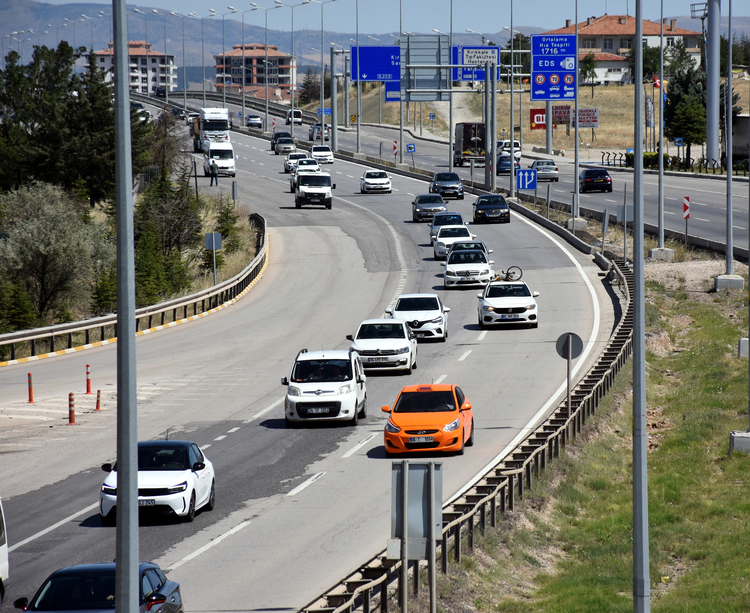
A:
[
  {"left": 369, "top": 357, "right": 388, "bottom": 362},
  {"left": 409, "top": 436, "right": 434, "bottom": 443},
  {"left": 139, "top": 499, "right": 155, "bottom": 507},
  {"left": 308, "top": 407, "right": 330, "bottom": 414}
]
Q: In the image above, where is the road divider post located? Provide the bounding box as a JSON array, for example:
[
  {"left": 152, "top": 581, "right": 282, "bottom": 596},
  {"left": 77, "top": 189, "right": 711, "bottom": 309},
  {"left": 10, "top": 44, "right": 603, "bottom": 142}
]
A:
[
  {"left": 86, "top": 364, "right": 92, "bottom": 394},
  {"left": 68, "top": 393, "right": 77, "bottom": 425},
  {"left": 28, "top": 372, "right": 34, "bottom": 403},
  {"left": 95, "top": 389, "right": 102, "bottom": 411}
]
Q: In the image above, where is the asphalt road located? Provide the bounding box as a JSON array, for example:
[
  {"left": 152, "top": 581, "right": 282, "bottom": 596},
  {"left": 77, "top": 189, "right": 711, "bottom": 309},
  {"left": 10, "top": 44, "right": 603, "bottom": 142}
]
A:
[{"left": 0, "top": 123, "right": 620, "bottom": 611}]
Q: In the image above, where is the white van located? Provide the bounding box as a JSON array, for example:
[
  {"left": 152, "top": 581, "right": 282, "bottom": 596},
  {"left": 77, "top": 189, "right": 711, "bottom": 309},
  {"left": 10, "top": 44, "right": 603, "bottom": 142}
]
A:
[
  {"left": 0, "top": 497, "right": 8, "bottom": 606},
  {"left": 203, "top": 142, "right": 236, "bottom": 177},
  {"left": 286, "top": 109, "right": 303, "bottom": 125}
]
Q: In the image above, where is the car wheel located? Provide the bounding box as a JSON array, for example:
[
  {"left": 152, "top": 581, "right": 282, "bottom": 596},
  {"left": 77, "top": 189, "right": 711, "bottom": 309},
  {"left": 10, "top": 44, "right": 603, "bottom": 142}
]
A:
[
  {"left": 361, "top": 187, "right": 365, "bottom": 194},
  {"left": 478, "top": 314, "right": 484, "bottom": 328},
  {"left": 608, "top": 187, "right": 613, "bottom": 192},
  {"left": 285, "top": 416, "right": 297, "bottom": 428},
  {"left": 326, "top": 202, "right": 332, "bottom": 210},
  {"left": 184, "top": 492, "right": 196, "bottom": 523},
  {"left": 460, "top": 194, "right": 464, "bottom": 200},
  {"left": 405, "top": 359, "right": 412, "bottom": 375},
  {"left": 457, "top": 431, "right": 465, "bottom": 456},
  {"left": 206, "top": 481, "right": 216, "bottom": 511},
  {"left": 530, "top": 321, "right": 539, "bottom": 329},
  {"left": 413, "top": 216, "right": 418, "bottom": 223},
  {"left": 441, "top": 327, "right": 448, "bottom": 342},
  {"left": 466, "top": 419, "right": 475, "bottom": 447},
  {"left": 295, "top": 198, "right": 300, "bottom": 209},
  {"left": 388, "top": 190, "right": 392, "bottom": 194},
  {"left": 101, "top": 512, "right": 115, "bottom": 527},
  {"left": 349, "top": 407, "right": 359, "bottom": 427},
  {"left": 555, "top": 177, "right": 559, "bottom": 182},
  {"left": 358, "top": 395, "right": 367, "bottom": 419}
]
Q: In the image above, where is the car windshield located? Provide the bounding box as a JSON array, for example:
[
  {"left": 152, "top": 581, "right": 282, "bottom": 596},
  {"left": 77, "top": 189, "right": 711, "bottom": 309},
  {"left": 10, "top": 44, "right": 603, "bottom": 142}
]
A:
[
  {"left": 585, "top": 170, "right": 609, "bottom": 177},
  {"left": 451, "top": 242, "right": 485, "bottom": 252},
  {"left": 434, "top": 173, "right": 460, "bottom": 182},
  {"left": 438, "top": 227, "right": 471, "bottom": 238},
  {"left": 366, "top": 171, "right": 388, "bottom": 179},
  {"left": 486, "top": 284, "right": 531, "bottom": 298},
  {"left": 291, "top": 359, "right": 352, "bottom": 383},
  {"left": 312, "top": 146, "right": 331, "bottom": 153},
  {"left": 416, "top": 195, "right": 444, "bottom": 204},
  {"left": 395, "top": 297, "right": 439, "bottom": 311},
  {"left": 30, "top": 570, "right": 118, "bottom": 610},
  {"left": 433, "top": 214, "right": 462, "bottom": 226},
  {"left": 210, "top": 150, "right": 233, "bottom": 159},
  {"left": 447, "top": 251, "right": 487, "bottom": 265},
  {"left": 536, "top": 161, "right": 554, "bottom": 167},
  {"left": 289, "top": 153, "right": 306, "bottom": 160},
  {"left": 137, "top": 445, "right": 188, "bottom": 471},
  {"left": 277, "top": 138, "right": 294, "bottom": 145},
  {"left": 298, "top": 159, "right": 318, "bottom": 167},
  {"left": 203, "top": 119, "right": 228, "bottom": 131},
  {"left": 274, "top": 133, "right": 291, "bottom": 140},
  {"left": 356, "top": 323, "right": 406, "bottom": 340},
  {"left": 299, "top": 175, "right": 331, "bottom": 186},
  {"left": 475, "top": 196, "right": 506, "bottom": 206},
  {"left": 393, "top": 390, "right": 456, "bottom": 413}
]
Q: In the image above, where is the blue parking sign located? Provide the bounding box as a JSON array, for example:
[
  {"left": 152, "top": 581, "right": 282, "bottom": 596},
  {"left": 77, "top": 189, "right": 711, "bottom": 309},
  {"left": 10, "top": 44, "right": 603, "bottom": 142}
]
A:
[
  {"left": 516, "top": 169, "right": 537, "bottom": 191},
  {"left": 406, "top": 143, "right": 416, "bottom": 153}
]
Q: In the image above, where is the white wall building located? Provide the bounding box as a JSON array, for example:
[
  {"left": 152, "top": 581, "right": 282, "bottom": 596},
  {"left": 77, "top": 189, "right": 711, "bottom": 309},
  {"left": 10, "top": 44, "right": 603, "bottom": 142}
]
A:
[{"left": 90, "top": 41, "right": 176, "bottom": 95}]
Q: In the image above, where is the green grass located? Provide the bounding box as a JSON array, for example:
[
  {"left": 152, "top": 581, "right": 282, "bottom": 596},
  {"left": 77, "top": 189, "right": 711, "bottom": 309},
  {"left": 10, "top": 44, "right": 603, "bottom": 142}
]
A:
[{"left": 403, "top": 267, "right": 750, "bottom": 613}]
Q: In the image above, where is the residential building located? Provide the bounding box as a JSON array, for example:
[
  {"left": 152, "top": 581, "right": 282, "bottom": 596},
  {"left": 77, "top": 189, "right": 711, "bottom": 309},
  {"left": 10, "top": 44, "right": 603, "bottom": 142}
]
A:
[
  {"left": 542, "top": 15, "right": 702, "bottom": 84},
  {"left": 213, "top": 44, "right": 296, "bottom": 102},
  {"left": 90, "top": 41, "right": 177, "bottom": 95}
]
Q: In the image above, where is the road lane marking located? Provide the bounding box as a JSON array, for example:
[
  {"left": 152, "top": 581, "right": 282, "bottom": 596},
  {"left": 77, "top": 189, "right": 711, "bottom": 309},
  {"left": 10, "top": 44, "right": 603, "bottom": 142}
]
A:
[
  {"left": 477, "top": 331, "right": 487, "bottom": 341},
  {"left": 695, "top": 217, "right": 710, "bottom": 222},
  {"left": 9, "top": 503, "right": 99, "bottom": 552},
  {"left": 342, "top": 433, "right": 378, "bottom": 458},
  {"left": 202, "top": 444, "right": 211, "bottom": 449},
  {"left": 434, "top": 374, "right": 447, "bottom": 384},
  {"left": 244, "top": 398, "right": 283, "bottom": 423},
  {"left": 458, "top": 350, "right": 472, "bottom": 362},
  {"left": 227, "top": 427, "right": 240, "bottom": 433},
  {"left": 214, "top": 435, "right": 227, "bottom": 441},
  {"left": 665, "top": 211, "right": 676, "bottom": 215},
  {"left": 167, "top": 520, "right": 252, "bottom": 571},
  {"left": 287, "top": 472, "right": 325, "bottom": 496}
]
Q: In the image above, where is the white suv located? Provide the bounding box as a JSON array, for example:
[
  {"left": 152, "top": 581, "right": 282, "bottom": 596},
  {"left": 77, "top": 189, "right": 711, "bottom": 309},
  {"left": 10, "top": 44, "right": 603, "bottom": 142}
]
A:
[
  {"left": 386, "top": 293, "right": 450, "bottom": 341},
  {"left": 281, "top": 349, "right": 367, "bottom": 427}
]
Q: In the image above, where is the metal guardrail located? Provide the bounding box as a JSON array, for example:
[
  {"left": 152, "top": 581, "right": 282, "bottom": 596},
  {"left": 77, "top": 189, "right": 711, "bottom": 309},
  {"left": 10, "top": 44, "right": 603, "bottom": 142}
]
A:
[
  {"left": 0, "top": 215, "right": 267, "bottom": 365},
  {"left": 301, "top": 256, "right": 633, "bottom": 613}
]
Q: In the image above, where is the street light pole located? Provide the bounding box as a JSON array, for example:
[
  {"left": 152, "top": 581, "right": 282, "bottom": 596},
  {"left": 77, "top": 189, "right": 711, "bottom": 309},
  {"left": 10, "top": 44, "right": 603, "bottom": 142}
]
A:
[
  {"left": 275, "top": 1, "right": 310, "bottom": 139},
  {"left": 134, "top": 9, "right": 149, "bottom": 95},
  {"left": 200, "top": 14, "right": 215, "bottom": 107},
  {"left": 251, "top": 3, "right": 282, "bottom": 134},
  {"left": 307, "top": 0, "right": 337, "bottom": 144},
  {"left": 153, "top": 10, "right": 168, "bottom": 104},
  {"left": 171, "top": 11, "right": 193, "bottom": 110},
  {"left": 228, "top": 7, "right": 254, "bottom": 128},
  {"left": 209, "top": 9, "right": 231, "bottom": 107}
]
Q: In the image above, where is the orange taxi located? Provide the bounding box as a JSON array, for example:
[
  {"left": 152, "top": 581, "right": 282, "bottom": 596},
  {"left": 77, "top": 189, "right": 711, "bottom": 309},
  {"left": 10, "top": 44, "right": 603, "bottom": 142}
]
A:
[{"left": 382, "top": 384, "right": 474, "bottom": 455}]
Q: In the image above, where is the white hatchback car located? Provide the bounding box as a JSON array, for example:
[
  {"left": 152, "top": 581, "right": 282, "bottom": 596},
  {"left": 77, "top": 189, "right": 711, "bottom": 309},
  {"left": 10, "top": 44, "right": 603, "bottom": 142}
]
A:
[
  {"left": 281, "top": 349, "right": 367, "bottom": 427},
  {"left": 386, "top": 294, "right": 450, "bottom": 341},
  {"left": 433, "top": 225, "right": 476, "bottom": 260},
  {"left": 100, "top": 440, "right": 215, "bottom": 524},
  {"left": 311, "top": 145, "right": 334, "bottom": 164},
  {"left": 442, "top": 249, "right": 495, "bottom": 289},
  {"left": 347, "top": 319, "right": 418, "bottom": 374},
  {"left": 477, "top": 280, "right": 539, "bottom": 328},
  {"left": 360, "top": 170, "right": 392, "bottom": 194}
]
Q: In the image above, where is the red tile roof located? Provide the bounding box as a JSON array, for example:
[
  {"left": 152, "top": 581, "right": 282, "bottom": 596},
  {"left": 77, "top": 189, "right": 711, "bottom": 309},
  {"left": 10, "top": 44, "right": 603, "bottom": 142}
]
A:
[
  {"left": 579, "top": 51, "right": 628, "bottom": 62},
  {"left": 92, "top": 41, "right": 168, "bottom": 58},
  {"left": 544, "top": 14, "right": 700, "bottom": 36},
  {"left": 217, "top": 44, "right": 291, "bottom": 59}
]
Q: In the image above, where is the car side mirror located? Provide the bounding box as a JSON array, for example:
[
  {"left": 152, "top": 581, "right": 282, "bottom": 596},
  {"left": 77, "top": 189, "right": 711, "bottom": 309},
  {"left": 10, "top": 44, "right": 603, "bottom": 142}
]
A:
[
  {"left": 381, "top": 405, "right": 392, "bottom": 413},
  {"left": 532, "top": 291, "right": 540, "bottom": 297},
  {"left": 460, "top": 402, "right": 472, "bottom": 412},
  {"left": 444, "top": 306, "right": 451, "bottom": 312},
  {"left": 441, "top": 262, "right": 447, "bottom": 267},
  {"left": 358, "top": 374, "right": 367, "bottom": 383},
  {"left": 101, "top": 463, "right": 113, "bottom": 473},
  {"left": 384, "top": 308, "right": 392, "bottom": 315},
  {"left": 14, "top": 598, "right": 29, "bottom": 610},
  {"left": 281, "top": 377, "right": 289, "bottom": 386},
  {"left": 489, "top": 260, "right": 495, "bottom": 265},
  {"left": 488, "top": 249, "right": 494, "bottom": 253},
  {"left": 476, "top": 293, "right": 483, "bottom": 299},
  {"left": 409, "top": 333, "right": 416, "bottom": 340},
  {"left": 192, "top": 461, "right": 205, "bottom": 472},
  {"left": 332, "top": 184, "right": 336, "bottom": 189},
  {"left": 471, "top": 234, "right": 477, "bottom": 239},
  {"left": 346, "top": 334, "right": 354, "bottom": 341}
]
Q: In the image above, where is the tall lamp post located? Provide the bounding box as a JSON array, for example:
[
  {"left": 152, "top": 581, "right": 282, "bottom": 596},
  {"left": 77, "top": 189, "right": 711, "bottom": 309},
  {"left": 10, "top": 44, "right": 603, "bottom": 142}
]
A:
[
  {"left": 153, "top": 10, "right": 168, "bottom": 105},
  {"left": 250, "top": 3, "right": 283, "bottom": 134},
  {"left": 308, "top": 0, "right": 338, "bottom": 144},
  {"left": 274, "top": 0, "right": 310, "bottom": 139},
  {"left": 199, "top": 14, "right": 215, "bottom": 107},
  {"left": 134, "top": 9, "right": 150, "bottom": 95},
  {"left": 229, "top": 7, "right": 250, "bottom": 127},
  {"left": 82, "top": 14, "right": 95, "bottom": 51},
  {"left": 171, "top": 11, "right": 194, "bottom": 110},
  {"left": 209, "top": 8, "right": 232, "bottom": 107}
]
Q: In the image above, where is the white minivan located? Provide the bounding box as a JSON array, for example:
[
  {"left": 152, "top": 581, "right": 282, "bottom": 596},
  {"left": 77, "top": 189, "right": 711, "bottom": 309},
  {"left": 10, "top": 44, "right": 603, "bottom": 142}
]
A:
[
  {"left": 286, "top": 109, "right": 303, "bottom": 125},
  {"left": 0, "top": 497, "right": 8, "bottom": 607}
]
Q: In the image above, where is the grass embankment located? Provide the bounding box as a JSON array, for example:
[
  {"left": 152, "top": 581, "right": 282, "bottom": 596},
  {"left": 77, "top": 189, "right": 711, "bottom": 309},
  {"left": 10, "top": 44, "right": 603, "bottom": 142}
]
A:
[{"left": 395, "top": 248, "right": 750, "bottom": 612}]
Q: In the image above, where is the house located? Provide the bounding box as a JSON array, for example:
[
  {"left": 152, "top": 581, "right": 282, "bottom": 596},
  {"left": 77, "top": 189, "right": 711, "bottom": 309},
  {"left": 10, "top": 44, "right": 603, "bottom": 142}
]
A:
[
  {"left": 89, "top": 41, "right": 176, "bottom": 95},
  {"left": 213, "top": 44, "right": 296, "bottom": 102},
  {"left": 542, "top": 15, "right": 702, "bottom": 85}
]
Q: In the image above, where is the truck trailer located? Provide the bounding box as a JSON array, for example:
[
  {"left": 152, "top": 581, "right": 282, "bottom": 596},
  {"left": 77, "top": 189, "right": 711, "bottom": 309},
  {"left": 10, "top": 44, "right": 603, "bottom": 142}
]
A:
[
  {"left": 193, "top": 107, "right": 231, "bottom": 152},
  {"left": 453, "top": 122, "right": 486, "bottom": 167}
]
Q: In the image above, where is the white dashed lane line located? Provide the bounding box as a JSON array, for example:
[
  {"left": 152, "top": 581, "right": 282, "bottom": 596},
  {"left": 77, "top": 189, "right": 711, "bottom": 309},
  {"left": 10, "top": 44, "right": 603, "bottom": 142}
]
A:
[
  {"left": 214, "top": 435, "right": 227, "bottom": 441},
  {"left": 342, "top": 433, "right": 378, "bottom": 458},
  {"left": 477, "top": 331, "right": 487, "bottom": 341},
  {"left": 227, "top": 427, "right": 241, "bottom": 433},
  {"left": 434, "top": 374, "right": 447, "bottom": 384},
  {"left": 287, "top": 472, "right": 325, "bottom": 496},
  {"left": 458, "top": 350, "right": 472, "bottom": 362}
]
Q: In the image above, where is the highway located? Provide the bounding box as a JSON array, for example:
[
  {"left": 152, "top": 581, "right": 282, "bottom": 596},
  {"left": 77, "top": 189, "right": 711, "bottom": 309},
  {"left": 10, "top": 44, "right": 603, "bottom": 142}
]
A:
[{"left": 0, "top": 120, "right": 619, "bottom": 611}]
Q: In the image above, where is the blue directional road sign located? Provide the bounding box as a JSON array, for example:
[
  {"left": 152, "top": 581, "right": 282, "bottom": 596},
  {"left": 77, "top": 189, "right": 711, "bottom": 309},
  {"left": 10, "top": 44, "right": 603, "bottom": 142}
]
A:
[
  {"left": 385, "top": 80, "right": 401, "bottom": 100},
  {"left": 406, "top": 143, "right": 416, "bottom": 153},
  {"left": 451, "top": 46, "right": 503, "bottom": 82},
  {"left": 530, "top": 34, "right": 577, "bottom": 101},
  {"left": 351, "top": 46, "right": 400, "bottom": 82},
  {"left": 516, "top": 169, "right": 538, "bottom": 191},
  {"left": 316, "top": 108, "right": 332, "bottom": 115}
]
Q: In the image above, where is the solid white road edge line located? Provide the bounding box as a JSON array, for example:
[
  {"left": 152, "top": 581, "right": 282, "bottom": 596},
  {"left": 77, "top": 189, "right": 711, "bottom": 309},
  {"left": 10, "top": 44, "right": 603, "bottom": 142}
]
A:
[
  {"left": 166, "top": 520, "right": 252, "bottom": 572},
  {"left": 243, "top": 398, "right": 283, "bottom": 424},
  {"left": 287, "top": 472, "right": 325, "bottom": 496},
  {"left": 446, "top": 210, "right": 601, "bottom": 506},
  {"left": 342, "top": 433, "right": 379, "bottom": 458},
  {"left": 9, "top": 503, "right": 99, "bottom": 552}
]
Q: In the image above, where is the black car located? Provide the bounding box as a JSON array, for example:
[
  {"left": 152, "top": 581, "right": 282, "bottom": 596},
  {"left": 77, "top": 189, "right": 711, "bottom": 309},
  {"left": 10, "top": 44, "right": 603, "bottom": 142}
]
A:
[
  {"left": 579, "top": 168, "right": 613, "bottom": 193},
  {"left": 13, "top": 562, "right": 183, "bottom": 613},
  {"left": 429, "top": 172, "right": 464, "bottom": 200},
  {"left": 270, "top": 131, "right": 292, "bottom": 150},
  {"left": 472, "top": 194, "right": 510, "bottom": 224},
  {"left": 412, "top": 194, "right": 447, "bottom": 223}
]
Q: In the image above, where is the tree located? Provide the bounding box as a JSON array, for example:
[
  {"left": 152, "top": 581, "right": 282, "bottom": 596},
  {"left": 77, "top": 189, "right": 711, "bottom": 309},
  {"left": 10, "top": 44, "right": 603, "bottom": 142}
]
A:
[
  {"left": 668, "top": 95, "right": 706, "bottom": 165},
  {"left": 627, "top": 46, "right": 661, "bottom": 80},
  {"left": 299, "top": 66, "right": 318, "bottom": 105},
  {"left": 665, "top": 40, "right": 695, "bottom": 76},
  {"left": 579, "top": 52, "right": 597, "bottom": 98},
  {"left": 502, "top": 32, "right": 531, "bottom": 80},
  {"left": 143, "top": 107, "right": 186, "bottom": 177},
  {"left": 214, "top": 195, "right": 242, "bottom": 254}
]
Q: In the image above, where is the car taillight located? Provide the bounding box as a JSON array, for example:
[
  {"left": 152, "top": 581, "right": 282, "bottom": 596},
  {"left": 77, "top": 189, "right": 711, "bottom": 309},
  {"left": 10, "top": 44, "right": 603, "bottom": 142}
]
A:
[{"left": 146, "top": 595, "right": 167, "bottom": 611}]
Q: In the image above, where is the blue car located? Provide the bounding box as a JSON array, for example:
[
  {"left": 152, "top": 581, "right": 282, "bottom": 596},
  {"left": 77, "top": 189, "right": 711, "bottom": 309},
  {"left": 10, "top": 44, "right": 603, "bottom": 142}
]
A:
[{"left": 496, "top": 155, "right": 519, "bottom": 175}]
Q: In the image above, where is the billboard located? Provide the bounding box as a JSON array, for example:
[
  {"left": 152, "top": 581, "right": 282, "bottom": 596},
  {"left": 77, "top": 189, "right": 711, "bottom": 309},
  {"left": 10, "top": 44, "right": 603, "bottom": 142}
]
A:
[
  {"left": 551, "top": 105, "right": 571, "bottom": 125},
  {"left": 530, "top": 108, "right": 546, "bottom": 130},
  {"left": 572, "top": 108, "right": 599, "bottom": 128}
]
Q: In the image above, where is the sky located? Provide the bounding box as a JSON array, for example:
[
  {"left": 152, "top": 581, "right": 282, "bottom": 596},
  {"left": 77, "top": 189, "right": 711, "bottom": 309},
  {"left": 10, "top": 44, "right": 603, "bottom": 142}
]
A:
[{"left": 32, "top": 0, "right": 750, "bottom": 38}]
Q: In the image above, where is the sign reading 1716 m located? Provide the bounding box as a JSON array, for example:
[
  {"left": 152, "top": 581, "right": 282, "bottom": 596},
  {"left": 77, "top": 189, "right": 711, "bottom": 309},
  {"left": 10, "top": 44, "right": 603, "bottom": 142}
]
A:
[{"left": 530, "top": 34, "right": 577, "bottom": 101}]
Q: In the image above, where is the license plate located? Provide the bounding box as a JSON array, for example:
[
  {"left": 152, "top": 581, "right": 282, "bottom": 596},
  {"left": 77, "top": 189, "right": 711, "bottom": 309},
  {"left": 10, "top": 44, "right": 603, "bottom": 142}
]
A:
[
  {"left": 139, "top": 499, "right": 155, "bottom": 507},
  {"left": 414, "top": 332, "right": 426, "bottom": 338},
  {"left": 308, "top": 407, "right": 330, "bottom": 414},
  {"left": 368, "top": 357, "right": 388, "bottom": 363},
  {"left": 409, "top": 436, "right": 434, "bottom": 443},
  {"left": 500, "top": 314, "right": 516, "bottom": 319},
  {"left": 595, "top": 179, "right": 603, "bottom": 182}
]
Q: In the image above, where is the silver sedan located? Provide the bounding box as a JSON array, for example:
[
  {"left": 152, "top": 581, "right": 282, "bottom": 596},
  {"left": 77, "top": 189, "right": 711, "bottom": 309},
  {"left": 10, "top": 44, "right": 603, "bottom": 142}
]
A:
[{"left": 529, "top": 159, "right": 559, "bottom": 182}]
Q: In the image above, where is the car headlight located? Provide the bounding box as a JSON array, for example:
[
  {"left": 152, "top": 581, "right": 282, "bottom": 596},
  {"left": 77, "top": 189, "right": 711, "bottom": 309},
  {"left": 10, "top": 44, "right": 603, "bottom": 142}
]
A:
[
  {"left": 415, "top": 207, "right": 422, "bottom": 212},
  {"left": 524, "top": 303, "right": 536, "bottom": 310},
  {"left": 437, "top": 242, "right": 445, "bottom": 248},
  {"left": 101, "top": 484, "right": 117, "bottom": 495},
  {"left": 430, "top": 316, "right": 443, "bottom": 324},
  {"left": 446, "top": 270, "right": 457, "bottom": 277},
  {"left": 288, "top": 386, "right": 301, "bottom": 397},
  {"left": 166, "top": 481, "right": 188, "bottom": 494},
  {"left": 385, "top": 419, "right": 401, "bottom": 433},
  {"left": 338, "top": 384, "right": 353, "bottom": 395},
  {"left": 396, "top": 346, "right": 410, "bottom": 354},
  {"left": 480, "top": 269, "right": 490, "bottom": 275},
  {"left": 483, "top": 305, "right": 495, "bottom": 312},
  {"left": 443, "top": 418, "right": 460, "bottom": 433}
]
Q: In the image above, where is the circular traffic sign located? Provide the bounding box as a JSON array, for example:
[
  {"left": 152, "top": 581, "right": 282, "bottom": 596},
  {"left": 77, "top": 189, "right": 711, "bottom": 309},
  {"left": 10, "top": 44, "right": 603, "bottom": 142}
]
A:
[
  {"left": 549, "top": 74, "right": 560, "bottom": 85},
  {"left": 534, "top": 74, "right": 545, "bottom": 85},
  {"left": 564, "top": 74, "right": 574, "bottom": 85},
  {"left": 556, "top": 333, "right": 583, "bottom": 360}
]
